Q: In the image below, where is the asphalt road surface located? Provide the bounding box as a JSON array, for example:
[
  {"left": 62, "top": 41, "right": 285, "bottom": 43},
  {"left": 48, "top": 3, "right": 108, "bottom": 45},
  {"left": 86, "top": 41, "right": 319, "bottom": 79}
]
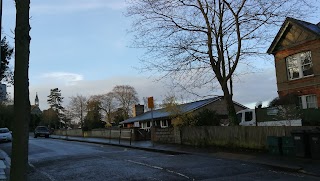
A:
[{"left": 0, "top": 137, "right": 318, "bottom": 181}]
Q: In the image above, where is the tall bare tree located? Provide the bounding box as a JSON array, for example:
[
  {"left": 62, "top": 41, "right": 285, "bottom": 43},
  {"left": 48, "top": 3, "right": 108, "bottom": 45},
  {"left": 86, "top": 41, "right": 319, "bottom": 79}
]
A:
[
  {"left": 68, "top": 94, "right": 87, "bottom": 126},
  {"left": 10, "top": 0, "right": 31, "bottom": 180},
  {"left": 98, "top": 92, "right": 117, "bottom": 123},
  {"left": 112, "top": 85, "right": 139, "bottom": 119},
  {"left": 126, "top": 0, "right": 316, "bottom": 124}
]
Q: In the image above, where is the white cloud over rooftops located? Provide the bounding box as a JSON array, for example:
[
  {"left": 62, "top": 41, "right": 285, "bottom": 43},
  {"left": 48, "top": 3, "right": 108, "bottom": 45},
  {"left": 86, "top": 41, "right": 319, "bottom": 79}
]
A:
[
  {"left": 28, "top": 68, "right": 278, "bottom": 110},
  {"left": 42, "top": 72, "right": 84, "bottom": 86}
]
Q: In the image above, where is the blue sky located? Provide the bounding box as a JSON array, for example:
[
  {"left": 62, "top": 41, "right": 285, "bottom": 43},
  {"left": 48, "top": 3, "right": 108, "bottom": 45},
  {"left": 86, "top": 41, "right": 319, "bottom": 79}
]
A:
[{"left": 2, "top": 0, "right": 320, "bottom": 110}]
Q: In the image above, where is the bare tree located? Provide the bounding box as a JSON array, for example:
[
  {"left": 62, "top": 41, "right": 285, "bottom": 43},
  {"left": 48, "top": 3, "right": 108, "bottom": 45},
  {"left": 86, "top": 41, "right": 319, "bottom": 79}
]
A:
[
  {"left": 98, "top": 92, "right": 118, "bottom": 123},
  {"left": 112, "top": 85, "right": 139, "bottom": 119},
  {"left": 68, "top": 94, "right": 87, "bottom": 126},
  {"left": 10, "top": 0, "right": 31, "bottom": 180},
  {"left": 126, "top": 0, "right": 316, "bottom": 124}
]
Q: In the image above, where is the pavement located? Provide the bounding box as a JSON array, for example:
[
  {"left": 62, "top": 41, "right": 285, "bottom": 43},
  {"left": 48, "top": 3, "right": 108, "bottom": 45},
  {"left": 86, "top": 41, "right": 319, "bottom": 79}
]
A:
[
  {"left": 0, "top": 149, "right": 9, "bottom": 181},
  {"left": 1, "top": 134, "right": 320, "bottom": 180}
]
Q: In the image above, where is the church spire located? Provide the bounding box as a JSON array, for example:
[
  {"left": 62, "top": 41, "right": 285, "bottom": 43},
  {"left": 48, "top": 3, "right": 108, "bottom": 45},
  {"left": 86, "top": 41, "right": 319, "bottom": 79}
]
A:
[{"left": 35, "top": 92, "right": 39, "bottom": 106}]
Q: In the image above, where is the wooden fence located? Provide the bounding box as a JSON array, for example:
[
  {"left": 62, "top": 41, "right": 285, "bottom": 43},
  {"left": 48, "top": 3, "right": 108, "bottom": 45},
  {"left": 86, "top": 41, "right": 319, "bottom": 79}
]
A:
[
  {"left": 54, "top": 128, "right": 150, "bottom": 141},
  {"left": 152, "top": 126, "right": 318, "bottom": 150}
]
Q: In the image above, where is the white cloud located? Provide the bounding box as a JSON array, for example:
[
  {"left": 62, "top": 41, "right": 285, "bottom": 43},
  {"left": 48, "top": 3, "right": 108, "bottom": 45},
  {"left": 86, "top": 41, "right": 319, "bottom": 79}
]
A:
[
  {"left": 29, "top": 75, "right": 171, "bottom": 110},
  {"left": 6, "top": 68, "right": 279, "bottom": 112},
  {"left": 42, "top": 72, "right": 84, "bottom": 86},
  {"left": 233, "top": 69, "right": 278, "bottom": 108}
]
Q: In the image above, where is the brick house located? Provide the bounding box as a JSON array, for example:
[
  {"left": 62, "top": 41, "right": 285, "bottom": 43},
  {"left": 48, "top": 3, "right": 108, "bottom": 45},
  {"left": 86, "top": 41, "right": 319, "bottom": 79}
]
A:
[
  {"left": 267, "top": 17, "right": 320, "bottom": 109},
  {"left": 120, "top": 96, "right": 247, "bottom": 129}
]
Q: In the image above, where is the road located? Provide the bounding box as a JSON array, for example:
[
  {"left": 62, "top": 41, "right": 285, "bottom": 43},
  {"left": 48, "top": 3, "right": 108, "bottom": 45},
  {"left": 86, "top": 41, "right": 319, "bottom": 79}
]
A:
[{"left": 0, "top": 137, "right": 318, "bottom": 181}]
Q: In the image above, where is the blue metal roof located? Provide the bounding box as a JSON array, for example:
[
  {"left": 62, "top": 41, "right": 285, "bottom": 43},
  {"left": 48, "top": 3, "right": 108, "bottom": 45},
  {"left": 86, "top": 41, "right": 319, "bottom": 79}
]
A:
[{"left": 120, "top": 96, "right": 224, "bottom": 124}]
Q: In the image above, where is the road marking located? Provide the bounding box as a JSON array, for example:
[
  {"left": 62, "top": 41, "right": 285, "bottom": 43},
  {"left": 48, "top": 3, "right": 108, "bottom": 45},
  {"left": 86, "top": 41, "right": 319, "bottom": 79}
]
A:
[
  {"left": 29, "top": 163, "right": 56, "bottom": 181},
  {"left": 0, "top": 149, "right": 11, "bottom": 167},
  {"left": 127, "top": 160, "right": 164, "bottom": 170},
  {"left": 268, "top": 170, "right": 305, "bottom": 178},
  {"left": 147, "top": 176, "right": 163, "bottom": 181},
  {"left": 126, "top": 159, "right": 194, "bottom": 180}
]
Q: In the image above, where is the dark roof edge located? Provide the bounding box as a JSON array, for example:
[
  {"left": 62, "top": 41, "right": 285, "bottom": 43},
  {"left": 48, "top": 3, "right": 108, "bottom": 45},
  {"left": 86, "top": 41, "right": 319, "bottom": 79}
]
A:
[
  {"left": 184, "top": 96, "right": 222, "bottom": 113},
  {"left": 232, "top": 100, "right": 249, "bottom": 109},
  {"left": 120, "top": 97, "right": 221, "bottom": 124},
  {"left": 120, "top": 96, "right": 248, "bottom": 124},
  {"left": 267, "top": 17, "right": 320, "bottom": 54}
]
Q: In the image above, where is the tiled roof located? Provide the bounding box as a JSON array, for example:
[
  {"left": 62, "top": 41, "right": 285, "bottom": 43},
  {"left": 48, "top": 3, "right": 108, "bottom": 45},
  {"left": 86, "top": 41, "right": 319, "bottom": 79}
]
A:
[{"left": 120, "top": 96, "right": 246, "bottom": 124}]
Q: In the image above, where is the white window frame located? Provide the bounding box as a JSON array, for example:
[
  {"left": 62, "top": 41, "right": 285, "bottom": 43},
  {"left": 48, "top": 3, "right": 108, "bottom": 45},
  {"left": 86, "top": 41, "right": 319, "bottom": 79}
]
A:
[
  {"left": 140, "top": 122, "right": 145, "bottom": 129},
  {"left": 299, "top": 95, "right": 318, "bottom": 109},
  {"left": 286, "top": 51, "right": 313, "bottom": 80},
  {"left": 160, "top": 120, "right": 168, "bottom": 128},
  {"left": 140, "top": 121, "right": 152, "bottom": 130}
]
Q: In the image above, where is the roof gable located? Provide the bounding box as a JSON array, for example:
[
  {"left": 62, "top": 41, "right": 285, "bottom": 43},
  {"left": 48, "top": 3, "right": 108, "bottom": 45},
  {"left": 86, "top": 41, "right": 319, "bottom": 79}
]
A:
[{"left": 267, "top": 17, "right": 320, "bottom": 54}]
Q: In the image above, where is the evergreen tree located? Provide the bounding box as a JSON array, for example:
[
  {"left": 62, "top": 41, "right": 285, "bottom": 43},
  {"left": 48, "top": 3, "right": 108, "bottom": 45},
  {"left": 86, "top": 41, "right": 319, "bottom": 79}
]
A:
[
  {"left": 0, "top": 37, "right": 14, "bottom": 84},
  {"left": 47, "top": 88, "right": 65, "bottom": 128},
  {"left": 47, "top": 88, "right": 64, "bottom": 110}
]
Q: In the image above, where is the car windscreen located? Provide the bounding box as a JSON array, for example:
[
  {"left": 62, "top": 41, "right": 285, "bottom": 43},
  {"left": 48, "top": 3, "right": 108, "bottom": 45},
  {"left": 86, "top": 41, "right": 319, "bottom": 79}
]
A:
[
  {"left": 0, "top": 128, "right": 9, "bottom": 133},
  {"left": 36, "top": 127, "right": 49, "bottom": 131}
]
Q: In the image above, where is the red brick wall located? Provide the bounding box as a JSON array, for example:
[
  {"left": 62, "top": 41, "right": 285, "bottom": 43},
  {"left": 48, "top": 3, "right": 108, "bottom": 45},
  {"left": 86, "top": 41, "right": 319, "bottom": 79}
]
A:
[{"left": 274, "top": 39, "right": 320, "bottom": 107}]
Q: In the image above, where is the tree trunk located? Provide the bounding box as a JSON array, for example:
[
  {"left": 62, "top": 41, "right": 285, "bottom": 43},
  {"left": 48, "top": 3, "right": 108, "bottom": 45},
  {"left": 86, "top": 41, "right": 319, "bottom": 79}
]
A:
[
  {"left": 10, "top": 0, "right": 31, "bottom": 180},
  {"left": 221, "top": 82, "right": 237, "bottom": 126}
]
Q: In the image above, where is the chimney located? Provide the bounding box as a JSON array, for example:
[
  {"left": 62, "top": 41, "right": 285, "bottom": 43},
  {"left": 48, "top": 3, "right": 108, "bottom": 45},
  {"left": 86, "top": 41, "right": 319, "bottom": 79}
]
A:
[{"left": 132, "top": 104, "right": 144, "bottom": 117}]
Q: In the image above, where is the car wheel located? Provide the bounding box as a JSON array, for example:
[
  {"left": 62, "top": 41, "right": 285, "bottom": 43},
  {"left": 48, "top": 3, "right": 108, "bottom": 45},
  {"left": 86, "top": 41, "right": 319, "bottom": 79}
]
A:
[
  {"left": 34, "top": 135, "right": 37, "bottom": 138},
  {"left": 45, "top": 135, "right": 49, "bottom": 138}
]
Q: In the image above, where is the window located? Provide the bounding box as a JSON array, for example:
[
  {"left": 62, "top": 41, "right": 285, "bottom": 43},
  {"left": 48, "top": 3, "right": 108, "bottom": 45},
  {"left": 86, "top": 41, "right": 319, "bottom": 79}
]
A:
[
  {"left": 299, "top": 95, "right": 318, "bottom": 109},
  {"left": 286, "top": 51, "right": 313, "bottom": 80},
  {"left": 245, "top": 112, "right": 253, "bottom": 122},
  {"left": 141, "top": 122, "right": 145, "bottom": 129},
  {"left": 160, "top": 120, "right": 168, "bottom": 128}
]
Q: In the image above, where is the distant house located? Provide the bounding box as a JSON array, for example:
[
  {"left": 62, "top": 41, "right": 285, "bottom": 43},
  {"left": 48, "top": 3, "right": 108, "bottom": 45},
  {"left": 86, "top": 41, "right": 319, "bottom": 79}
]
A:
[
  {"left": 120, "top": 96, "right": 247, "bottom": 129},
  {"left": 267, "top": 17, "right": 320, "bottom": 109}
]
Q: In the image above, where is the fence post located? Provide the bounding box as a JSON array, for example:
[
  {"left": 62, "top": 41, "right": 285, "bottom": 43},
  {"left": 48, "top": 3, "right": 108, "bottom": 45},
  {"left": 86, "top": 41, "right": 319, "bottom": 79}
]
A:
[
  {"left": 130, "top": 130, "right": 132, "bottom": 145},
  {"left": 119, "top": 129, "right": 121, "bottom": 144},
  {"left": 109, "top": 129, "right": 111, "bottom": 143}
]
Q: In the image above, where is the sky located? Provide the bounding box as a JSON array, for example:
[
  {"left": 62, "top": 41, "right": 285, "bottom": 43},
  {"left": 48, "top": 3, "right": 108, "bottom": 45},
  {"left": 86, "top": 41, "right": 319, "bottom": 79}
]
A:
[{"left": 1, "top": 0, "right": 320, "bottom": 110}]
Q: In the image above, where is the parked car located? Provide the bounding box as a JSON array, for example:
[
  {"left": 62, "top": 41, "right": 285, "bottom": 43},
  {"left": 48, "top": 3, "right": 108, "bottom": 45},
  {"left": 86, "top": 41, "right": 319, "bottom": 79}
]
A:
[
  {"left": 0, "top": 128, "right": 12, "bottom": 142},
  {"left": 34, "top": 126, "right": 50, "bottom": 138}
]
